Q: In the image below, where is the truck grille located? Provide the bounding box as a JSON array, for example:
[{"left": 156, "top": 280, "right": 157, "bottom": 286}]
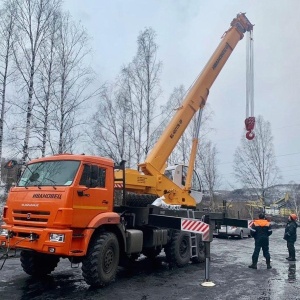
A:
[{"left": 13, "top": 210, "right": 50, "bottom": 223}]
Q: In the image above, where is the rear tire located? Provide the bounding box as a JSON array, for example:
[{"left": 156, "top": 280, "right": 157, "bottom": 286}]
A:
[
  {"left": 165, "top": 230, "right": 190, "bottom": 267},
  {"left": 20, "top": 250, "right": 60, "bottom": 276},
  {"left": 82, "top": 231, "right": 119, "bottom": 287},
  {"left": 239, "top": 231, "right": 243, "bottom": 239}
]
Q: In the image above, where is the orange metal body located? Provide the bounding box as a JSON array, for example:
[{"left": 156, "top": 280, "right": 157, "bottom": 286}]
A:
[{"left": 0, "top": 154, "right": 121, "bottom": 256}]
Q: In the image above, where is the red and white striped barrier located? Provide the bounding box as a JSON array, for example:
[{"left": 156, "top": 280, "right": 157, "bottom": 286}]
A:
[{"left": 181, "top": 219, "right": 210, "bottom": 241}]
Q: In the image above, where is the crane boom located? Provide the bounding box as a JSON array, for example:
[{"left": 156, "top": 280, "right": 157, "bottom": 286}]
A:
[
  {"left": 115, "top": 13, "right": 253, "bottom": 207},
  {"left": 140, "top": 13, "right": 253, "bottom": 176}
]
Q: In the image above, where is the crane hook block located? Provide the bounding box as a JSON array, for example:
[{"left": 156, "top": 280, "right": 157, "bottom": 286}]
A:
[
  {"left": 245, "top": 117, "right": 255, "bottom": 131},
  {"left": 246, "top": 131, "right": 255, "bottom": 140},
  {"left": 245, "top": 117, "right": 255, "bottom": 140}
]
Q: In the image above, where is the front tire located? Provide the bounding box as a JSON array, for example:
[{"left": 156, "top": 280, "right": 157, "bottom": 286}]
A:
[
  {"left": 82, "top": 231, "right": 119, "bottom": 287},
  {"left": 20, "top": 250, "right": 60, "bottom": 276},
  {"left": 165, "top": 230, "right": 190, "bottom": 267}
]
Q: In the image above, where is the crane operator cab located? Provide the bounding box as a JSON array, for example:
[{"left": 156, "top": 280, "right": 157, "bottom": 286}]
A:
[{"left": 164, "top": 164, "right": 203, "bottom": 204}]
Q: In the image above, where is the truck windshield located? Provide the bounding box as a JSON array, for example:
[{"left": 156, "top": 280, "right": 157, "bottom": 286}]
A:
[{"left": 17, "top": 160, "right": 80, "bottom": 187}]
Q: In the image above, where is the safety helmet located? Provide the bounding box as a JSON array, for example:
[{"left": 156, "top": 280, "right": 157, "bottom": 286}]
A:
[{"left": 290, "top": 214, "right": 298, "bottom": 221}]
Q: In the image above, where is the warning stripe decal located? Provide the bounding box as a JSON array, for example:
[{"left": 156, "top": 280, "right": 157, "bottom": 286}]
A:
[
  {"left": 181, "top": 219, "right": 210, "bottom": 241},
  {"left": 114, "top": 183, "right": 123, "bottom": 189}
]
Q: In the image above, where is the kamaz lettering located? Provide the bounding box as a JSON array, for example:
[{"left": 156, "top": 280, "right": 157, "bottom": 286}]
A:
[
  {"left": 212, "top": 43, "right": 230, "bottom": 70},
  {"left": 32, "top": 194, "right": 62, "bottom": 199},
  {"left": 21, "top": 203, "right": 39, "bottom": 207}
]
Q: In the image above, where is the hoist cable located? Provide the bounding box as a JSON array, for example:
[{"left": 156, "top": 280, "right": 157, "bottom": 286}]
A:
[
  {"left": 245, "top": 30, "right": 255, "bottom": 140},
  {"left": 246, "top": 31, "right": 254, "bottom": 118}
]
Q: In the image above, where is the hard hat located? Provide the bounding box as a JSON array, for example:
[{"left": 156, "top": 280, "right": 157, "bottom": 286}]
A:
[{"left": 290, "top": 214, "right": 298, "bottom": 221}]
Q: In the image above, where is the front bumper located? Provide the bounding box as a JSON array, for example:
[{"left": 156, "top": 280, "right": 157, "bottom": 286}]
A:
[{"left": 0, "top": 224, "right": 75, "bottom": 256}]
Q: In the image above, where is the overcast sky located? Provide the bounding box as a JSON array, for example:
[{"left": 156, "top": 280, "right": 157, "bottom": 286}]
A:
[{"left": 63, "top": 0, "right": 300, "bottom": 190}]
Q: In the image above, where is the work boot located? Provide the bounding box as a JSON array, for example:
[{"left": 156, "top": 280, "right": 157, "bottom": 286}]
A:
[
  {"left": 286, "top": 257, "right": 291, "bottom": 260},
  {"left": 248, "top": 264, "right": 257, "bottom": 269},
  {"left": 266, "top": 258, "right": 272, "bottom": 269},
  {"left": 287, "top": 257, "right": 296, "bottom": 261}
]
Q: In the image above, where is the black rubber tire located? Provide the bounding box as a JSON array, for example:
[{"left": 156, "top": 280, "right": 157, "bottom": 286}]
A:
[
  {"left": 191, "top": 236, "right": 205, "bottom": 263},
  {"left": 125, "top": 193, "right": 158, "bottom": 207},
  {"left": 82, "top": 232, "right": 119, "bottom": 287},
  {"left": 165, "top": 230, "right": 190, "bottom": 267},
  {"left": 142, "top": 247, "right": 162, "bottom": 260},
  {"left": 20, "top": 250, "right": 60, "bottom": 276},
  {"left": 239, "top": 231, "right": 243, "bottom": 239}
]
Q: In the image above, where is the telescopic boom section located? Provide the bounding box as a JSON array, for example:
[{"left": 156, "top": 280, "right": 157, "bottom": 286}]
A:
[{"left": 139, "top": 13, "right": 253, "bottom": 176}]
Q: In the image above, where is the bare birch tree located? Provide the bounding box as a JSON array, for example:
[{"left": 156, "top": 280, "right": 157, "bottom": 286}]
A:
[
  {"left": 287, "top": 181, "right": 300, "bottom": 216},
  {"left": 89, "top": 79, "right": 132, "bottom": 163},
  {"left": 198, "top": 140, "right": 220, "bottom": 210},
  {"left": 0, "top": 1, "right": 16, "bottom": 179},
  {"left": 128, "top": 27, "right": 162, "bottom": 164},
  {"left": 51, "top": 12, "right": 97, "bottom": 154},
  {"left": 90, "top": 28, "right": 162, "bottom": 167},
  {"left": 33, "top": 11, "right": 60, "bottom": 157},
  {"left": 233, "top": 115, "right": 281, "bottom": 206},
  {"left": 12, "top": 0, "right": 61, "bottom": 165}
]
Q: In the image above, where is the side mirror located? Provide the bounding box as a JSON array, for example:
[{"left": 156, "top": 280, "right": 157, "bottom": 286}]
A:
[
  {"left": 4, "top": 160, "right": 18, "bottom": 169},
  {"left": 77, "top": 190, "right": 84, "bottom": 197},
  {"left": 29, "top": 172, "right": 40, "bottom": 182}
]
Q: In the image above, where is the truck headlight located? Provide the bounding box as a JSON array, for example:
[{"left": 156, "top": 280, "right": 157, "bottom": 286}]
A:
[
  {"left": 49, "top": 233, "right": 65, "bottom": 242},
  {"left": 0, "top": 229, "right": 8, "bottom": 237}
]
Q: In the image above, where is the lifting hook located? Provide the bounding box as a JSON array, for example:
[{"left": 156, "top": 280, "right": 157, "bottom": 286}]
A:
[{"left": 245, "top": 117, "right": 255, "bottom": 140}]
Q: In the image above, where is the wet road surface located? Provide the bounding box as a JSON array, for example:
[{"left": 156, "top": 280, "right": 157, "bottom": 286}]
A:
[{"left": 0, "top": 228, "right": 299, "bottom": 300}]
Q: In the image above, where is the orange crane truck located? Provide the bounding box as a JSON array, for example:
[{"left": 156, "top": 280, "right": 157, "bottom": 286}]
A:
[{"left": 0, "top": 13, "right": 253, "bottom": 287}]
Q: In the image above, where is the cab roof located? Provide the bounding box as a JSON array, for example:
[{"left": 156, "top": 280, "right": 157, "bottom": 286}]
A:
[{"left": 28, "top": 154, "right": 114, "bottom": 167}]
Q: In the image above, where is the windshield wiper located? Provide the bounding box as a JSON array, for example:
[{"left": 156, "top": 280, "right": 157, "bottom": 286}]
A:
[
  {"left": 44, "top": 177, "right": 57, "bottom": 190},
  {"left": 33, "top": 180, "right": 42, "bottom": 189}
]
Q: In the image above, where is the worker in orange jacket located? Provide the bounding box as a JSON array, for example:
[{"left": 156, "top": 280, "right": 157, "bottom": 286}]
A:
[{"left": 248, "top": 213, "right": 273, "bottom": 269}]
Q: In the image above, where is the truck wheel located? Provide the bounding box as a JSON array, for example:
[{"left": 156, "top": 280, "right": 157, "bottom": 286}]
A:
[
  {"left": 82, "top": 231, "right": 119, "bottom": 287},
  {"left": 20, "top": 250, "right": 60, "bottom": 276},
  {"left": 239, "top": 231, "right": 243, "bottom": 239},
  {"left": 191, "top": 238, "right": 205, "bottom": 263},
  {"left": 165, "top": 230, "right": 190, "bottom": 267}
]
